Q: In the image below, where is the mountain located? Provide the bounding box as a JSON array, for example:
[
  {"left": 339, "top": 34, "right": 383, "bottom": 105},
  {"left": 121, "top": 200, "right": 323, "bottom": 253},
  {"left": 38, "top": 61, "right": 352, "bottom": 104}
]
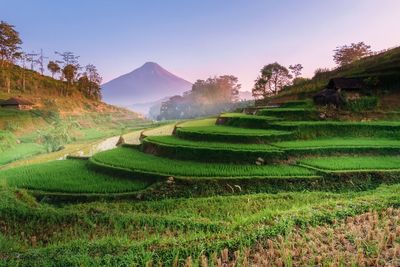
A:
[{"left": 101, "top": 62, "right": 193, "bottom": 109}]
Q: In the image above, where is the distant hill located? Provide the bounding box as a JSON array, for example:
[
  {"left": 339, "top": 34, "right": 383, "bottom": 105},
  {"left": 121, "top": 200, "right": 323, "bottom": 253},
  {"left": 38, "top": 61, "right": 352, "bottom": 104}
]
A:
[{"left": 101, "top": 62, "right": 193, "bottom": 110}]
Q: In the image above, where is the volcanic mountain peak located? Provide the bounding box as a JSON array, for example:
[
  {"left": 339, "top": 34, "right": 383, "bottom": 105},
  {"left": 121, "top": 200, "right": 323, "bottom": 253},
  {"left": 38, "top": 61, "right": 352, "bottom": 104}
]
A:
[{"left": 101, "top": 62, "right": 192, "bottom": 108}]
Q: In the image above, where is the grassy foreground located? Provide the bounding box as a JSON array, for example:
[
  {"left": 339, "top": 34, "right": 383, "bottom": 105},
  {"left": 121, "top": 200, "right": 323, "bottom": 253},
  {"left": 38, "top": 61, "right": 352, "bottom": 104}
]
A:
[{"left": 0, "top": 183, "right": 399, "bottom": 265}]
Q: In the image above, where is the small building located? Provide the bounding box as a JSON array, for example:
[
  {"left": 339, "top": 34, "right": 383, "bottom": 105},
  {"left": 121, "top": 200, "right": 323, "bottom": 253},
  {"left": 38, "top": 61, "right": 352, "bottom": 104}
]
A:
[
  {"left": 0, "top": 97, "right": 35, "bottom": 110},
  {"left": 327, "top": 77, "right": 364, "bottom": 100}
]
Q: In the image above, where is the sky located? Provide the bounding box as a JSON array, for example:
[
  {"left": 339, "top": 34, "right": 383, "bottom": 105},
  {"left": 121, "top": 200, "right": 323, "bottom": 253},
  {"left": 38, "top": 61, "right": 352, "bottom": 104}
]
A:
[{"left": 2, "top": 0, "right": 400, "bottom": 91}]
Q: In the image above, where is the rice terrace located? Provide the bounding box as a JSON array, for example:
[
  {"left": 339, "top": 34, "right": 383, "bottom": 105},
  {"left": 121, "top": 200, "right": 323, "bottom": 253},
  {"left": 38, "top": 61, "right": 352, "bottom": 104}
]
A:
[{"left": 1, "top": 1, "right": 400, "bottom": 266}]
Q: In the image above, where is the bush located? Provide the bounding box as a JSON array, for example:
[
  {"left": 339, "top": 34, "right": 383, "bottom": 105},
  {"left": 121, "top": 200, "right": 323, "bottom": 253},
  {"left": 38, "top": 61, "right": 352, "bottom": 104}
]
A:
[{"left": 345, "top": 96, "right": 378, "bottom": 112}]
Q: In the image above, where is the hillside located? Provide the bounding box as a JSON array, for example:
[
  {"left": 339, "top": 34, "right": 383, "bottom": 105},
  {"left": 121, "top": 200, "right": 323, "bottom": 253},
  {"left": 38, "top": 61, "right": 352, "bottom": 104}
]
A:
[
  {"left": 0, "top": 63, "right": 149, "bottom": 166},
  {"left": 271, "top": 46, "right": 400, "bottom": 108},
  {"left": 101, "top": 62, "right": 192, "bottom": 110}
]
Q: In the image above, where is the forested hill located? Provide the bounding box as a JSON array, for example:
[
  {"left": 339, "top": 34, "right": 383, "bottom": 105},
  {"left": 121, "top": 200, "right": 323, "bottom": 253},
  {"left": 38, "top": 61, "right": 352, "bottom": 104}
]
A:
[{"left": 274, "top": 46, "right": 400, "bottom": 103}]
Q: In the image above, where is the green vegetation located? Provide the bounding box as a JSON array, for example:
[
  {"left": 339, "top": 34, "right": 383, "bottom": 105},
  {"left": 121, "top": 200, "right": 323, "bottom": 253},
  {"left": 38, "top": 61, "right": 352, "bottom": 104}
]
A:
[
  {"left": 0, "top": 143, "right": 45, "bottom": 165},
  {"left": 270, "top": 120, "right": 400, "bottom": 139},
  {"left": 2, "top": 24, "right": 400, "bottom": 265},
  {"left": 344, "top": 96, "right": 378, "bottom": 111},
  {"left": 257, "top": 107, "right": 318, "bottom": 120},
  {"left": 1, "top": 183, "right": 399, "bottom": 265},
  {"left": 143, "top": 135, "right": 283, "bottom": 162},
  {"left": 299, "top": 155, "right": 400, "bottom": 172},
  {"left": 1, "top": 159, "right": 149, "bottom": 193},
  {"left": 277, "top": 46, "right": 400, "bottom": 98},
  {"left": 176, "top": 125, "right": 294, "bottom": 143},
  {"left": 91, "top": 147, "right": 316, "bottom": 179}
]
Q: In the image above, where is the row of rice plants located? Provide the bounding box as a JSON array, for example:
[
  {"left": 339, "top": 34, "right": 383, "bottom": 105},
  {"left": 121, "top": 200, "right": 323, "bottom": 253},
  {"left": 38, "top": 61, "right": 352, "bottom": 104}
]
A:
[
  {"left": 91, "top": 147, "right": 317, "bottom": 178},
  {"left": 142, "top": 135, "right": 283, "bottom": 163},
  {"left": 218, "top": 113, "right": 282, "bottom": 128},
  {"left": 272, "top": 138, "right": 400, "bottom": 156},
  {"left": 2, "top": 183, "right": 399, "bottom": 265},
  {"left": 144, "top": 135, "right": 400, "bottom": 163},
  {"left": 269, "top": 120, "right": 400, "bottom": 139},
  {"left": 299, "top": 155, "right": 400, "bottom": 171},
  {"left": 176, "top": 125, "right": 294, "bottom": 143},
  {"left": 0, "top": 159, "right": 150, "bottom": 193},
  {"left": 256, "top": 107, "right": 318, "bottom": 120}
]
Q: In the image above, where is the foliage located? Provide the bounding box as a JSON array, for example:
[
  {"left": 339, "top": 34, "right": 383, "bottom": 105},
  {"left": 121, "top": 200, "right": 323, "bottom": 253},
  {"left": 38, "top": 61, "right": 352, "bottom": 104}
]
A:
[
  {"left": 37, "top": 122, "right": 72, "bottom": 152},
  {"left": 252, "top": 62, "right": 292, "bottom": 98},
  {"left": 0, "top": 159, "right": 149, "bottom": 193},
  {"left": 333, "top": 42, "right": 372, "bottom": 66},
  {"left": 0, "top": 20, "right": 22, "bottom": 65},
  {"left": 0, "top": 130, "right": 17, "bottom": 152},
  {"left": 344, "top": 96, "right": 378, "bottom": 111},
  {"left": 47, "top": 60, "right": 60, "bottom": 78}
]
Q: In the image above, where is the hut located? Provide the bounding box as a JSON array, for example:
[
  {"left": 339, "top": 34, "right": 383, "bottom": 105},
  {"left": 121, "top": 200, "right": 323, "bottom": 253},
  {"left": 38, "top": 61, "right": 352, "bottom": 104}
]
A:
[
  {"left": 0, "top": 97, "right": 35, "bottom": 110},
  {"left": 327, "top": 77, "right": 364, "bottom": 100}
]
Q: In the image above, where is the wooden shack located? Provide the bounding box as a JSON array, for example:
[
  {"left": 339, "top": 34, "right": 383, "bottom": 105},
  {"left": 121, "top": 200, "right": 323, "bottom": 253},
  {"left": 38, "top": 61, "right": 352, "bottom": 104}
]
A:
[{"left": 0, "top": 97, "right": 35, "bottom": 110}]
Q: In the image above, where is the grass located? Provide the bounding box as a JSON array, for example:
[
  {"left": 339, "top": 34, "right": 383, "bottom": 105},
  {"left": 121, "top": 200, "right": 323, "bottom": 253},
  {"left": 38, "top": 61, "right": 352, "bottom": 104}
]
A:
[
  {"left": 299, "top": 155, "right": 400, "bottom": 172},
  {"left": 91, "top": 147, "right": 317, "bottom": 178},
  {"left": 145, "top": 135, "right": 281, "bottom": 151},
  {"left": 273, "top": 138, "right": 400, "bottom": 148},
  {"left": 0, "top": 159, "right": 149, "bottom": 193},
  {"left": 219, "top": 113, "right": 280, "bottom": 121},
  {"left": 0, "top": 143, "right": 46, "bottom": 166},
  {"left": 176, "top": 125, "right": 294, "bottom": 143},
  {"left": 257, "top": 107, "right": 318, "bottom": 120},
  {"left": 142, "top": 135, "right": 284, "bottom": 163},
  {"left": 177, "top": 118, "right": 217, "bottom": 127}
]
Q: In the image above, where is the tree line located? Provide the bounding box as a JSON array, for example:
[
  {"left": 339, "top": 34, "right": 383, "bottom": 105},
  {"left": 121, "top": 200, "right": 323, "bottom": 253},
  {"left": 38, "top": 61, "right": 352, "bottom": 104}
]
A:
[{"left": 0, "top": 21, "right": 102, "bottom": 100}]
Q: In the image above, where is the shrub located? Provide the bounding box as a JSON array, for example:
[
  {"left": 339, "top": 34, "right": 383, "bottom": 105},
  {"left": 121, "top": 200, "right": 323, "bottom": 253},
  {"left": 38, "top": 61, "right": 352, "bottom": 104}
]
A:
[{"left": 345, "top": 96, "right": 378, "bottom": 111}]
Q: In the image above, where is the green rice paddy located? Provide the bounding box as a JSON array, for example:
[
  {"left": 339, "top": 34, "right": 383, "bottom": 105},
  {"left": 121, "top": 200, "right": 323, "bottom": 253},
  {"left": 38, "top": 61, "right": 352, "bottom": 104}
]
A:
[
  {"left": 92, "top": 147, "right": 317, "bottom": 178},
  {"left": 1, "top": 159, "right": 149, "bottom": 193}
]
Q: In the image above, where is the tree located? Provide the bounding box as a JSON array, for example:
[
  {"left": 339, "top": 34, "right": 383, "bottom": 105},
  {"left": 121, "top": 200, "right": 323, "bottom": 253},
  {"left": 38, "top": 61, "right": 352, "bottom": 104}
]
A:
[
  {"left": 62, "top": 64, "right": 78, "bottom": 85},
  {"left": 47, "top": 61, "right": 61, "bottom": 78},
  {"left": 79, "top": 64, "right": 102, "bottom": 100},
  {"left": 252, "top": 62, "right": 292, "bottom": 98},
  {"left": 289, "top": 64, "right": 303, "bottom": 78},
  {"left": 333, "top": 42, "right": 372, "bottom": 66},
  {"left": 0, "top": 21, "right": 22, "bottom": 93},
  {"left": 62, "top": 64, "right": 78, "bottom": 95},
  {"left": 0, "top": 21, "right": 22, "bottom": 66}
]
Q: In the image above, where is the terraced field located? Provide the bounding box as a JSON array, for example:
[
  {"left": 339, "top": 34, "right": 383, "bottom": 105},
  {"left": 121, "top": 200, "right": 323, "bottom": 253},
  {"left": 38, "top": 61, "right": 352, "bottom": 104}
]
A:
[{"left": 1, "top": 101, "right": 400, "bottom": 265}]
